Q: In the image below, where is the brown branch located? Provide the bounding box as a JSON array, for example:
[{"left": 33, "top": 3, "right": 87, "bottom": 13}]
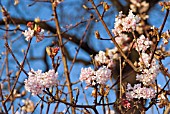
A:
[{"left": 51, "top": 2, "right": 75, "bottom": 114}]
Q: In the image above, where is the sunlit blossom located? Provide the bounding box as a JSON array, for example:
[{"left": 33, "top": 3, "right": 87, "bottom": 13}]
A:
[
  {"left": 126, "top": 83, "right": 155, "bottom": 100},
  {"left": 23, "top": 28, "right": 34, "bottom": 41},
  {"left": 95, "top": 66, "right": 112, "bottom": 85},
  {"left": 95, "top": 51, "right": 109, "bottom": 65},
  {"left": 134, "top": 35, "right": 152, "bottom": 52},
  {"left": 80, "top": 66, "right": 111, "bottom": 86},
  {"left": 24, "top": 69, "right": 58, "bottom": 95},
  {"left": 112, "top": 10, "right": 140, "bottom": 35}
]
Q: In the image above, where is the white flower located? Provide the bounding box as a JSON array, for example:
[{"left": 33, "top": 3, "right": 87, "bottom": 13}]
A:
[
  {"left": 135, "top": 35, "right": 152, "bottom": 52},
  {"left": 136, "top": 61, "right": 159, "bottom": 85},
  {"left": 80, "top": 66, "right": 111, "bottom": 86},
  {"left": 112, "top": 10, "right": 140, "bottom": 35},
  {"left": 138, "top": 52, "right": 150, "bottom": 67},
  {"left": 95, "top": 66, "right": 111, "bottom": 85},
  {"left": 115, "top": 34, "right": 130, "bottom": 46},
  {"left": 23, "top": 28, "right": 34, "bottom": 41},
  {"left": 79, "top": 67, "right": 95, "bottom": 86},
  {"left": 24, "top": 69, "right": 58, "bottom": 95},
  {"left": 95, "top": 51, "right": 109, "bottom": 65},
  {"left": 126, "top": 83, "right": 155, "bottom": 100}
]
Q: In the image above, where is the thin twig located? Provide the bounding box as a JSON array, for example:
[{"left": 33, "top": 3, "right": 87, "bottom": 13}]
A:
[
  {"left": 119, "top": 57, "right": 122, "bottom": 99},
  {"left": 149, "top": 9, "right": 169, "bottom": 65},
  {"left": 69, "top": 19, "right": 92, "bottom": 72}
]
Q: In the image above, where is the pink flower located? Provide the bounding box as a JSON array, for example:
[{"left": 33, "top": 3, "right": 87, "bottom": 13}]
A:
[
  {"left": 115, "top": 34, "right": 130, "bottom": 46},
  {"left": 23, "top": 28, "right": 34, "bottom": 41},
  {"left": 95, "top": 66, "right": 111, "bottom": 85},
  {"left": 23, "top": 27, "right": 44, "bottom": 42},
  {"left": 112, "top": 10, "right": 140, "bottom": 35},
  {"left": 107, "top": 48, "right": 119, "bottom": 60},
  {"left": 126, "top": 83, "right": 155, "bottom": 100},
  {"left": 122, "top": 10, "right": 140, "bottom": 31},
  {"left": 137, "top": 52, "right": 159, "bottom": 85},
  {"left": 134, "top": 35, "right": 152, "bottom": 52},
  {"left": 138, "top": 52, "right": 151, "bottom": 67},
  {"left": 121, "top": 99, "right": 131, "bottom": 109},
  {"left": 24, "top": 69, "right": 58, "bottom": 95},
  {"left": 95, "top": 51, "right": 109, "bottom": 65},
  {"left": 79, "top": 67, "right": 95, "bottom": 86},
  {"left": 80, "top": 66, "right": 111, "bottom": 86},
  {"left": 136, "top": 62, "right": 159, "bottom": 85}
]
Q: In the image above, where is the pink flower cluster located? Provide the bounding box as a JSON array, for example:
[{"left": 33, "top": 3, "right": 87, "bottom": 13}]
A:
[
  {"left": 136, "top": 57, "right": 159, "bottom": 85},
  {"left": 24, "top": 69, "right": 58, "bottom": 95},
  {"left": 80, "top": 66, "right": 111, "bottom": 86},
  {"left": 126, "top": 83, "right": 155, "bottom": 100},
  {"left": 23, "top": 27, "right": 44, "bottom": 42},
  {"left": 134, "top": 35, "right": 159, "bottom": 85},
  {"left": 134, "top": 35, "right": 152, "bottom": 52},
  {"left": 126, "top": 34, "right": 159, "bottom": 99},
  {"left": 130, "top": 0, "right": 149, "bottom": 13},
  {"left": 121, "top": 99, "right": 131, "bottom": 109},
  {"left": 111, "top": 10, "right": 139, "bottom": 51},
  {"left": 112, "top": 10, "right": 140, "bottom": 35},
  {"left": 95, "top": 66, "right": 112, "bottom": 85},
  {"left": 115, "top": 34, "right": 130, "bottom": 46},
  {"left": 79, "top": 67, "right": 96, "bottom": 86},
  {"left": 35, "top": 29, "right": 45, "bottom": 42},
  {"left": 95, "top": 51, "right": 109, "bottom": 65},
  {"left": 94, "top": 50, "right": 115, "bottom": 68}
]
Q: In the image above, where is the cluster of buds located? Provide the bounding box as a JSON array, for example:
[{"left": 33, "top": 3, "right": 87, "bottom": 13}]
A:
[
  {"left": 46, "top": 46, "right": 60, "bottom": 58},
  {"left": 8, "top": 89, "right": 26, "bottom": 102},
  {"left": 157, "top": 92, "right": 168, "bottom": 108},
  {"left": 91, "top": 85, "right": 110, "bottom": 98},
  {"left": 121, "top": 99, "right": 131, "bottom": 109},
  {"left": 161, "top": 30, "right": 170, "bottom": 45},
  {"left": 99, "top": 85, "right": 110, "bottom": 96},
  {"left": 159, "top": 1, "right": 170, "bottom": 10},
  {"left": 21, "top": 99, "right": 34, "bottom": 112}
]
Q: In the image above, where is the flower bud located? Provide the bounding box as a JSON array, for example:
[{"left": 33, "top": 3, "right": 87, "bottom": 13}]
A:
[
  {"left": 46, "top": 46, "right": 60, "bottom": 58},
  {"left": 91, "top": 89, "right": 98, "bottom": 98},
  {"left": 95, "top": 30, "right": 100, "bottom": 39},
  {"left": 34, "top": 17, "right": 41, "bottom": 23},
  {"left": 83, "top": 5, "right": 88, "bottom": 10},
  {"left": 27, "top": 22, "right": 34, "bottom": 29},
  {"left": 103, "top": 2, "right": 110, "bottom": 11}
]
